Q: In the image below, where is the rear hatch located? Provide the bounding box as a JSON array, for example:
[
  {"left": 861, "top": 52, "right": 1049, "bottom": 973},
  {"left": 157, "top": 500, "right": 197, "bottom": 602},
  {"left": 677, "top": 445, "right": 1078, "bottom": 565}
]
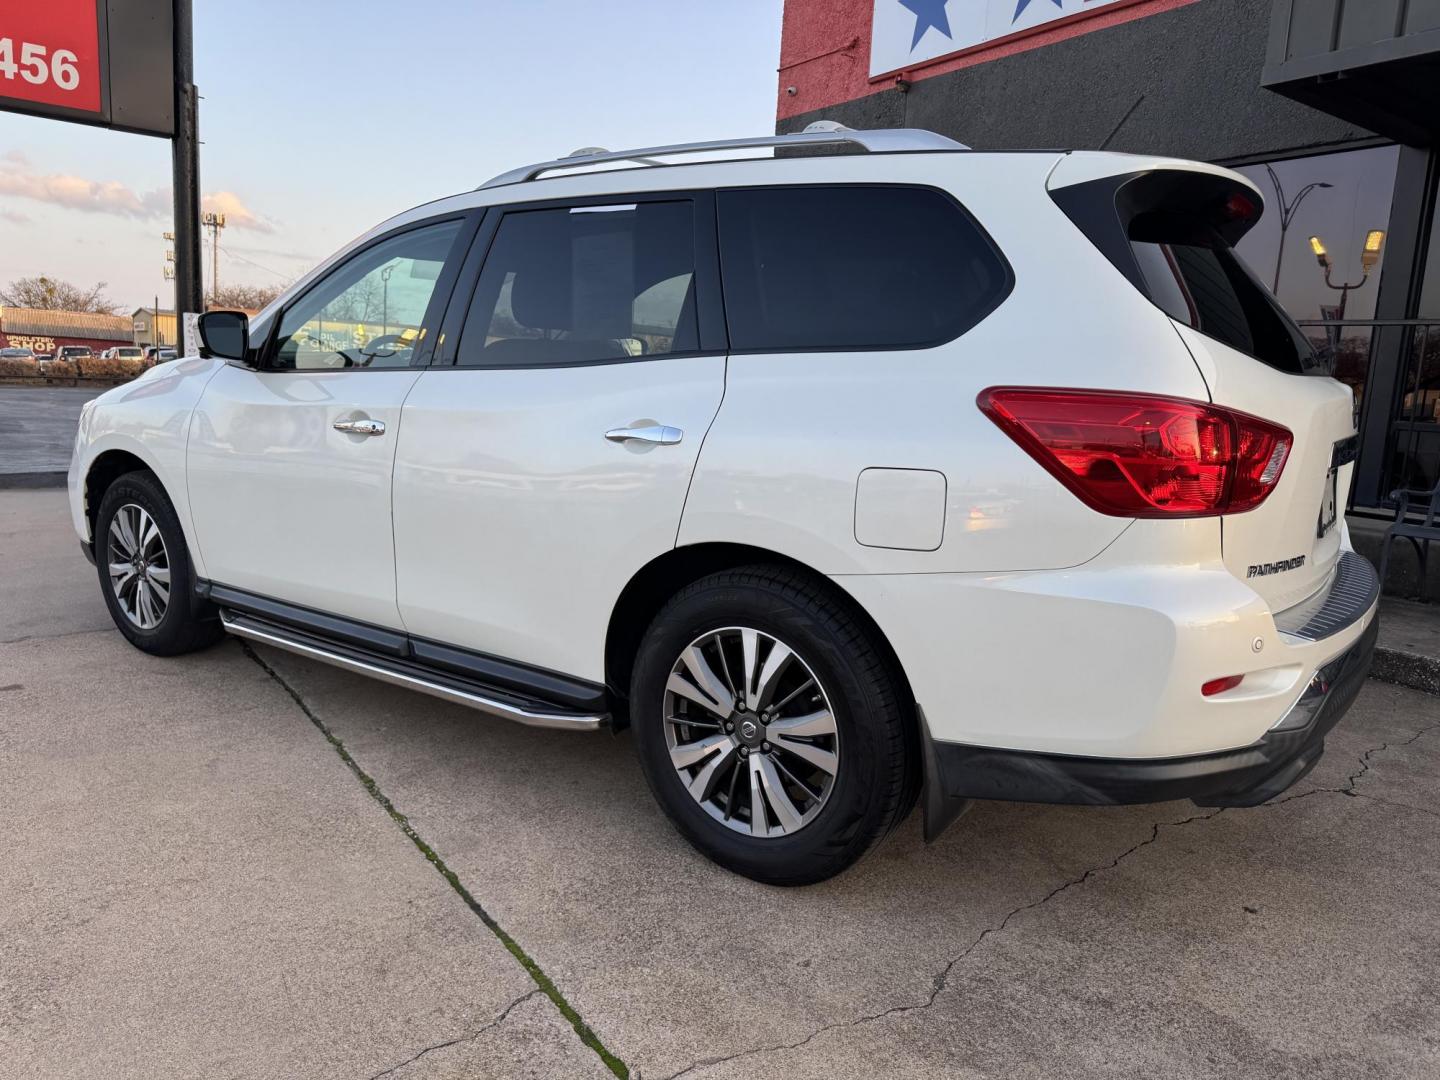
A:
[{"left": 1050, "top": 157, "right": 1359, "bottom": 612}]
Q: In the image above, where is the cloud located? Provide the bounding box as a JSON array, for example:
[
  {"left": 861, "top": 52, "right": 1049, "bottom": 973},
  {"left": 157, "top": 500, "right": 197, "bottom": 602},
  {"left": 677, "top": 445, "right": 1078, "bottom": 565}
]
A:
[
  {"left": 202, "top": 190, "right": 274, "bottom": 234},
  {"left": 0, "top": 157, "right": 272, "bottom": 231},
  {"left": 0, "top": 208, "right": 30, "bottom": 225}
]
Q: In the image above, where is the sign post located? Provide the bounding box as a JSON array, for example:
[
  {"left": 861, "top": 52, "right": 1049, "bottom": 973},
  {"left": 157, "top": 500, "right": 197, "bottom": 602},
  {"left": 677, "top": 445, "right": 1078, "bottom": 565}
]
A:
[
  {"left": 0, "top": 0, "right": 201, "bottom": 335},
  {"left": 171, "top": 0, "right": 201, "bottom": 317}
]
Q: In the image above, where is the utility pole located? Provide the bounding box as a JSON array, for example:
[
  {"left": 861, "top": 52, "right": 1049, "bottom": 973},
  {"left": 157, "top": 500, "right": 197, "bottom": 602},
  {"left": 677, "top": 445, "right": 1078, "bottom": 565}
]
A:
[
  {"left": 202, "top": 212, "right": 227, "bottom": 305},
  {"left": 171, "top": 0, "right": 203, "bottom": 319}
]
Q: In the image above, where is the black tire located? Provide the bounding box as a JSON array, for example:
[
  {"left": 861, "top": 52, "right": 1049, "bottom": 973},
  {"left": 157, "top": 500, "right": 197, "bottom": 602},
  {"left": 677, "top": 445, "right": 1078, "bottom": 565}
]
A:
[
  {"left": 94, "top": 470, "right": 224, "bottom": 656},
  {"left": 631, "top": 565, "right": 918, "bottom": 886}
]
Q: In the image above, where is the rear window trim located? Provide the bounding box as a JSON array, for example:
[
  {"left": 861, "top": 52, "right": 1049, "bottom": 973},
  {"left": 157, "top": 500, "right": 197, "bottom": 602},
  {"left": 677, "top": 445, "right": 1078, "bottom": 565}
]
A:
[{"left": 713, "top": 181, "right": 1015, "bottom": 356}]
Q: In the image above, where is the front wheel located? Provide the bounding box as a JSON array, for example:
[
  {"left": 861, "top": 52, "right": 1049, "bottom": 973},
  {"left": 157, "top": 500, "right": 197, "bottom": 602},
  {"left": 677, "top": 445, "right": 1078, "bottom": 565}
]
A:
[
  {"left": 95, "top": 470, "right": 224, "bottom": 656},
  {"left": 631, "top": 566, "right": 918, "bottom": 885}
]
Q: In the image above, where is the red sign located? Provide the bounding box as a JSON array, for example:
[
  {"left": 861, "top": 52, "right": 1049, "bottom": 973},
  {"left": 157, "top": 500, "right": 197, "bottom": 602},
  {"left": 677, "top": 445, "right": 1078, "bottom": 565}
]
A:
[{"left": 0, "top": 0, "right": 102, "bottom": 117}]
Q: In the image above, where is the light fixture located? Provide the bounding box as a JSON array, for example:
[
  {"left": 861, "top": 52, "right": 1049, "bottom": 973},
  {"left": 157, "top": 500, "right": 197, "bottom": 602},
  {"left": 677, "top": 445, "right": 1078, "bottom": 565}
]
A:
[
  {"left": 1362, "top": 229, "right": 1387, "bottom": 273},
  {"left": 1309, "top": 235, "right": 1330, "bottom": 268}
]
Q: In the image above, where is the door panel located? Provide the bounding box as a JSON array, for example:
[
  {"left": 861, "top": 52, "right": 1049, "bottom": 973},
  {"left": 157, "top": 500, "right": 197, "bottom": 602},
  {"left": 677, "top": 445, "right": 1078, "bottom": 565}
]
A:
[
  {"left": 392, "top": 193, "right": 724, "bottom": 680},
  {"left": 185, "top": 216, "right": 472, "bottom": 627},
  {"left": 393, "top": 359, "right": 725, "bottom": 680},
  {"left": 188, "top": 364, "right": 421, "bottom": 626}
]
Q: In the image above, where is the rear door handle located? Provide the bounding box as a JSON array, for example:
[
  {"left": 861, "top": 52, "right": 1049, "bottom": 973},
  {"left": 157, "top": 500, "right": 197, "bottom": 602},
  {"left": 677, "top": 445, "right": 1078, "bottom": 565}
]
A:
[
  {"left": 334, "top": 418, "right": 386, "bottom": 437},
  {"left": 604, "top": 425, "right": 682, "bottom": 446}
]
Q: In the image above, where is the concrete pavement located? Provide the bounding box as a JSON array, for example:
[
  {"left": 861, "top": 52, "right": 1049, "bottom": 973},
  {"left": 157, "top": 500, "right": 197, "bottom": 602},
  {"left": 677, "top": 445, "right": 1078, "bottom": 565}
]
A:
[
  {"left": 0, "top": 386, "right": 105, "bottom": 483},
  {"left": 3, "top": 487, "right": 1439, "bottom": 1079}
]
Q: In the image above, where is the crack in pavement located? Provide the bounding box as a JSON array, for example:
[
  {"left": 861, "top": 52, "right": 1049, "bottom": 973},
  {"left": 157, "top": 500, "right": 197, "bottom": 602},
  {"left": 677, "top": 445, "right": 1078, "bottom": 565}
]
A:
[
  {"left": 1266, "top": 710, "right": 1440, "bottom": 809},
  {"left": 367, "top": 988, "right": 543, "bottom": 1079},
  {"left": 660, "top": 807, "right": 1227, "bottom": 1080},
  {"left": 0, "top": 626, "right": 113, "bottom": 645},
  {"left": 661, "top": 707, "right": 1440, "bottom": 1080},
  {"left": 240, "top": 643, "right": 628, "bottom": 1079}
]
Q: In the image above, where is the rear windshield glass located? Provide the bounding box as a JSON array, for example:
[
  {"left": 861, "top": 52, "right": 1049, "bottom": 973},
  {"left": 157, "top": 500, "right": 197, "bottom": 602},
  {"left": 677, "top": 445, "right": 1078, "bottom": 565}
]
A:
[{"left": 1129, "top": 214, "right": 1323, "bottom": 376}]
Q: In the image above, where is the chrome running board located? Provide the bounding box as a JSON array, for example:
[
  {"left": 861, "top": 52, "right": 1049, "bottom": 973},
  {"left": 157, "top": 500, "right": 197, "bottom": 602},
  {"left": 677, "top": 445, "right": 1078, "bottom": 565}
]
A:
[{"left": 220, "top": 610, "right": 606, "bottom": 732}]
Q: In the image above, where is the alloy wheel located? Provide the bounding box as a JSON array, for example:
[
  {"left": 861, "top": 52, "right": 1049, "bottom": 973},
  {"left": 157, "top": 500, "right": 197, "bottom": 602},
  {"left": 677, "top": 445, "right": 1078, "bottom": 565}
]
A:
[
  {"left": 106, "top": 503, "right": 171, "bottom": 630},
  {"left": 663, "top": 626, "right": 839, "bottom": 837}
]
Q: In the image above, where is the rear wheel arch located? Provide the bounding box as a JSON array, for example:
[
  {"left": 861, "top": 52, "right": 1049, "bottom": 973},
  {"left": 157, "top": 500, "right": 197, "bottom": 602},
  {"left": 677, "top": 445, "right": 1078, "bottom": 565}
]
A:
[{"left": 604, "top": 543, "right": 917, "bottom": 736}]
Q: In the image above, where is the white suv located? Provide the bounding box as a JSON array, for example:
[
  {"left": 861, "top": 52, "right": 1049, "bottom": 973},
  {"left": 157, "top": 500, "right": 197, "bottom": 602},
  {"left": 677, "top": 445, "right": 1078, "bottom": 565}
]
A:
[{"left": 69, "top": 127, "right": 1378, "bottom": 884}]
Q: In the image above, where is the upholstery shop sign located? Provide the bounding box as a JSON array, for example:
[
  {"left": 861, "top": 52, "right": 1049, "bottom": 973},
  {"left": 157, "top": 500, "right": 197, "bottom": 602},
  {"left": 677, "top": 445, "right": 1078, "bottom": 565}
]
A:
[{"left": 871, "top": 0, "right": 1130, "bottom": 76}]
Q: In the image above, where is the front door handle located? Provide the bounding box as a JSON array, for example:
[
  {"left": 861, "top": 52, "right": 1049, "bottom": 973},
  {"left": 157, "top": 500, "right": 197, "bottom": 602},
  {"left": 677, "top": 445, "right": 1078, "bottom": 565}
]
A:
[
  {"left": 334, "top": 418, "right": 386, "bottom": 437},
  {"left": 604, "top": 424, "right": 682, "bottom": 446}
]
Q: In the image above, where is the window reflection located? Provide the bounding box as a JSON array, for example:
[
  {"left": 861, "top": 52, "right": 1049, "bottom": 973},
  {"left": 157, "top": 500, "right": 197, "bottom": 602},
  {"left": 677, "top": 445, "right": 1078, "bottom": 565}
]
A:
[
  {"left": 1232, "top": 146, "right": 1400, "bottom": 420},
  {"left": 1388, "top": 193, "right": 1440, "bottom": 495}
]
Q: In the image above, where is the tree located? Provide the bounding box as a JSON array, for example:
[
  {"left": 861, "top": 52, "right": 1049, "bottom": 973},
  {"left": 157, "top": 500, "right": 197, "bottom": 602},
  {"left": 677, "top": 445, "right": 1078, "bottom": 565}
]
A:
[
  {"left": 0, "top": 275, "right": 119, "bottom": 314},
  {"left": 209, "top": 282, "right": 286, "bottom": 311}
]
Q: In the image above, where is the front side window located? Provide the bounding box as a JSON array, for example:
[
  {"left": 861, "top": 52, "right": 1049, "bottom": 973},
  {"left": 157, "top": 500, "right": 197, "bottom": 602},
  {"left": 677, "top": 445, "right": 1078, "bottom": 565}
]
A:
[
  {"left": 456, "top": 200, "right": 698, "bottom": 368},
  {"left": 271, "top": 219, "right": 462, "bottom": 371},
  {"left": 716, "top": 186, "right": 1010, "bottom": 352}
]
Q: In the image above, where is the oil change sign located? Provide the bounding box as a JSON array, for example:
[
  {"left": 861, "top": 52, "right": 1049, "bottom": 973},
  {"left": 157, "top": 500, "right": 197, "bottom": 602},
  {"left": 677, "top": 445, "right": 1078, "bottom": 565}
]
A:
[
  {"left": 870, "top": 0, "right": 1132, "bottom": 77},
  {"left": 0, "top": 0, "right": 103, "bottom": 120}
]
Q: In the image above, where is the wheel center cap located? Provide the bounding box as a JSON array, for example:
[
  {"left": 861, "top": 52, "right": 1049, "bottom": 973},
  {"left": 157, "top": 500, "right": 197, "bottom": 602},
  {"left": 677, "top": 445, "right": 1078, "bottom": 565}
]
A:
[{"left": 736, "top": 716, "right": 764, "bottom": 747}]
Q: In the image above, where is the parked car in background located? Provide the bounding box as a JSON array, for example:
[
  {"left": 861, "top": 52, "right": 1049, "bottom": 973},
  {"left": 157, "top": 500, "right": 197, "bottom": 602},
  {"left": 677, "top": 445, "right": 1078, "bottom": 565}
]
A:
[
  {"left": 101, "top": 347, "right": 147, "bottom": 362},
  {"left": 0, "top": 346, "right": 36, "bottom": 360},
  {"left": 143, "top": 346, "right": 179, "bottom": 364},
  {"left": 69, "top": 127, "right": 1379, "bottom": 884},
  {"left": 55, "top": 346, "right": 94, "bottom": 362}
]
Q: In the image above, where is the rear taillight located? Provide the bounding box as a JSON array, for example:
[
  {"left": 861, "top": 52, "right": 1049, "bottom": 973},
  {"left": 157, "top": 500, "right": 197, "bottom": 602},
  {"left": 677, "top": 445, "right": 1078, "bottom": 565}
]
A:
[{"left": 977, "top": 388, "right": 1291, "bottom": 518}]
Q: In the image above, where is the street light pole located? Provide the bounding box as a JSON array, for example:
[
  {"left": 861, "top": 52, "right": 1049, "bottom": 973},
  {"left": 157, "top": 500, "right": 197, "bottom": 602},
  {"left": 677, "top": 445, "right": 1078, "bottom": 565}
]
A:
[
  {"left": 1310, "top": 230, "right": 1387, "bottom": 321},
  {"left": 380, "top": 265, "right": 393, "bottom": 337},
  {"left": 1263, "top": 164, "right": 1332, "bottom": 296}
]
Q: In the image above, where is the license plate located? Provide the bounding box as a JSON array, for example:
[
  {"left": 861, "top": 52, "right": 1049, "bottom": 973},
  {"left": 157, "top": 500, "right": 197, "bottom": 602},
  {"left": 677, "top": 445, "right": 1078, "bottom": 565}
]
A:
[{"left": 1318, "top": 468, "right": 1339, "bottom": 538}]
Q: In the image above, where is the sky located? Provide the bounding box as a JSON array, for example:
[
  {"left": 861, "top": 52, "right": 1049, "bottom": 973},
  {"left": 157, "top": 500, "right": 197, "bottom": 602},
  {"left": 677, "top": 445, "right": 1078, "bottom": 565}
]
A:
[{"left": 0, "top": 1, "right": 784, "bottom": 313}]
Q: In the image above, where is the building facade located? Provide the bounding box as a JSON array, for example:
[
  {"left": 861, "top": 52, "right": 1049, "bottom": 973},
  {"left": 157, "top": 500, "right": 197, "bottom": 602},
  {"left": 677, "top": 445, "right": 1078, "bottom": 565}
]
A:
[
  {"left": 131, "top": 307, "right": 179, "bottom": 348},
  {"left": 0, "top": 307, "right": 133, "bottom": 355},
  {"left": 776, "top": 0, "right": 1440, "bottom": 512}
]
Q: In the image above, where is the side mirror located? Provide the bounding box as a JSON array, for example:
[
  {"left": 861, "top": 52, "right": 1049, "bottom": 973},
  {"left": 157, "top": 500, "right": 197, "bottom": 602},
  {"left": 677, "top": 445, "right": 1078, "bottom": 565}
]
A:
[{"left": 198, "top": 310, "right": 251, "bottom": 364}]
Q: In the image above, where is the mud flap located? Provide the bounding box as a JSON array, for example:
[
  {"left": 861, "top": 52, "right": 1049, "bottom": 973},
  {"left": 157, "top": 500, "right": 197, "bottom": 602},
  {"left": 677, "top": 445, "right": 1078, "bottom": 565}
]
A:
[{"left": 919, "top": 706, "right": 974, "bottom": 842}]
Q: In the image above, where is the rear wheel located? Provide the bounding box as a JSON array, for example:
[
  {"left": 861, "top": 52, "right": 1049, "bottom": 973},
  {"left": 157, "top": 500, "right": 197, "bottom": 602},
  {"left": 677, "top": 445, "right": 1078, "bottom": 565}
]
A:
[
  {"left": 632, "top": 566, "right": 917, "bottom": 885},
  {"left": 95, "top": 470, "right": 224, "bottom": 656}
]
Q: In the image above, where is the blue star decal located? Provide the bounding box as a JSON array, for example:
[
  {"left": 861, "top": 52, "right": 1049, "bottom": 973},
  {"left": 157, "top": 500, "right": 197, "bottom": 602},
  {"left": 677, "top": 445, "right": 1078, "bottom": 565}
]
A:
[
  {"left": 1013, "top": 0, "right": 1064, "bottom": 21},
  {"left": 899, "top": 0, "right": 953, "bottom": 50}
]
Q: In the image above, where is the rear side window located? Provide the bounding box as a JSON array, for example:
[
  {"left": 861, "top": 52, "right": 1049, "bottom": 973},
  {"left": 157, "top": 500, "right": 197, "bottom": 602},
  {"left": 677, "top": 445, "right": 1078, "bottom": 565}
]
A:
[
  {"left": 1051, "top": 170, "right": 1322, "bottom": 376},
  {"left": 456, "top": 200, "right": 698, "bottom": 368},
  {"left": 1130, "top": 219, "right": 1320, "bottom": 375},
  {"left": 716, "top": 186, "right": 1010, "bottom": 352}
]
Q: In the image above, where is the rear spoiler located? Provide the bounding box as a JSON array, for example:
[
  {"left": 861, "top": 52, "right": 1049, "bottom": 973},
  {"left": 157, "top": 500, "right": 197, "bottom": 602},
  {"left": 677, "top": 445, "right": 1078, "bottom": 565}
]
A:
[{"left": 1047, "top": 157, "right": 1264, "bottom": 295}]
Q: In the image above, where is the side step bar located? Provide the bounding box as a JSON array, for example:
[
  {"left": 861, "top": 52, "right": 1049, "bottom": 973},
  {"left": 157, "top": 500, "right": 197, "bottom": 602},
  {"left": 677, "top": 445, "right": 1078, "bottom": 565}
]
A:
[{"left": 220, "top": 610, "right": 606, "bottom": 732}]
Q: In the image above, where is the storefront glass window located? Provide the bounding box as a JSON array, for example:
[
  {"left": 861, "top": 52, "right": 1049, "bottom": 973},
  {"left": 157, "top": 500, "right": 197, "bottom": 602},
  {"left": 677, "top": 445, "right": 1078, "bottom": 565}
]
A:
[
  {"left": 1387, "top": 178, "right": 1440, "bottom": 495},
  {"left": 1232, "top": 146, "right": 1400, "bottom": 416}
]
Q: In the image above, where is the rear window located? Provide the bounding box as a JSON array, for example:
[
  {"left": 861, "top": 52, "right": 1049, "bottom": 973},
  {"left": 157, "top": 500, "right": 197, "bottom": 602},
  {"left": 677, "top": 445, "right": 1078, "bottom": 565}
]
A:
[
  {"left": 456, "top": 200, "right": 698, "bottom": 368},
  {"left": 716, "top": 186, "right": 1010, "bottom": 352},
  {"left": 1051, "top": 170, "right": 1323, "bottom": 376},
  {"left": 1129, "top": 217, "right": 1322, "bottom": 375}
]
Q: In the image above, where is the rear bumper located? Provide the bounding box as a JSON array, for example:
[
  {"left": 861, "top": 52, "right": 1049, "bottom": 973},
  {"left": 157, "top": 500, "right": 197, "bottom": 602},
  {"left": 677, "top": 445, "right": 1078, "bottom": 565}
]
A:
[{"left": 921, "top": 608, "right": 1377, "bottom": 836}]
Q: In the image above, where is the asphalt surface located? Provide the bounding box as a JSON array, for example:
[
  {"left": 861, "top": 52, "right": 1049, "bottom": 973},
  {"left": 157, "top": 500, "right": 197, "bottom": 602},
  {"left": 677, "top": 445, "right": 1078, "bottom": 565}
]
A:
[
  {"left": 0, "top": 387, "right": 105, "bottom": 478},
  {"left": 3, "top": 487, "right": 1439, "bottom": 1079}
]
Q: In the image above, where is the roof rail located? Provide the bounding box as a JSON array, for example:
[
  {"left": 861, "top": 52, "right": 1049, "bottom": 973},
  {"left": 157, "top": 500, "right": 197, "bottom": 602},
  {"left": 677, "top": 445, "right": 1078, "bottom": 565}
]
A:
[{"left": 477, "top": 123, "right": 968, "bottom": 190}]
